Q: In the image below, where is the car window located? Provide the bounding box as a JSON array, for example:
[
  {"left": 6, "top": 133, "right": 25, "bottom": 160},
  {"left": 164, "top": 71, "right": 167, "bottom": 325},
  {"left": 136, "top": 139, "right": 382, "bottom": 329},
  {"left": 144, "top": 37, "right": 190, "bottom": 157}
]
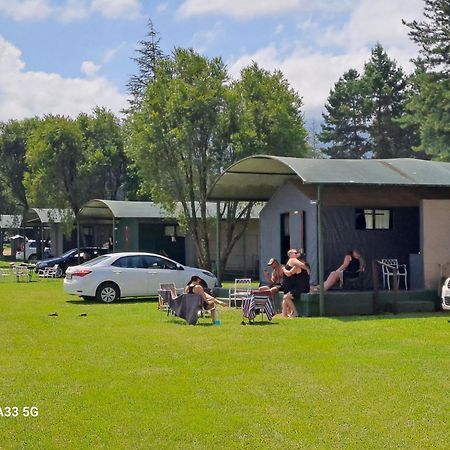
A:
[
  {"left": 149, "top": 256, "right": 178, "bottom": 270},
  {"left": 112, "top": 256, "right": 147, "bottom": 269},
  {"left": 81, "top": 255, "right": 111, "bottom": 266}
]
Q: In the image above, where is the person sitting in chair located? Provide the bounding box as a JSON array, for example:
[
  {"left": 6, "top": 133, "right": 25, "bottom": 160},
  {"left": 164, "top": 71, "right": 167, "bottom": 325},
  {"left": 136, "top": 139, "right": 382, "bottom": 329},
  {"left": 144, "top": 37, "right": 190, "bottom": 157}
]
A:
[
  {"left": 185, "top": 276, "right": 227, "bottom": 314},
  {"left": 314, "top": 249, "right": 364, "bottom": 292},
  {"left": 259, "top": 258, "right": 284, "bottom": 298}
]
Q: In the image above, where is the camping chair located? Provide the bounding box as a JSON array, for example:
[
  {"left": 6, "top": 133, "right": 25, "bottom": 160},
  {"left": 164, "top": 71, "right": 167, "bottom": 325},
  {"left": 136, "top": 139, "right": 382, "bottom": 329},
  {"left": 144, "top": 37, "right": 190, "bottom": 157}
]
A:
[
  {"left": 167, "top": 293, "right": 205, "bottom": 325},
  {"left": 380, "top": 259, "right": 408, "bottom": 290},
  {"left": 229, "top": 278, "right": 252, "bottom": 308},
  {"left": 158, "top": 283, "right": 181, "bottom": 320}
]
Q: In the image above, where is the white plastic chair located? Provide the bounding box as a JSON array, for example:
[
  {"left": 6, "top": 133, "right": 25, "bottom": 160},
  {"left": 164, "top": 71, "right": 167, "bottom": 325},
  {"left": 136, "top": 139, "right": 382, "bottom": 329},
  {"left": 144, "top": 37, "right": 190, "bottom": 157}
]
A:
[
  {"left": 38, "top": 264, "right": 59, "bottom": 280},
  {"left": 229, "top": 278, "right": 252, "bottom": 308},
  {"left": 441, "top": 277, "right": 450, "bottom": 310},
  {"left": 380, "top": 259, "right": 408, "bottom": 290}
]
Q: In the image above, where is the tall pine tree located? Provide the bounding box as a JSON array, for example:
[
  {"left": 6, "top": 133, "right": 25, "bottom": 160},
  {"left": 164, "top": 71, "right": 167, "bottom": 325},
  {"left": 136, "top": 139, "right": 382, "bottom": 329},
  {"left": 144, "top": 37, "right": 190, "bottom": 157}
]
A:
[
  {"left": 403, "top": 0, "right": 450, "bottom": 160},
  {"left": 126, "top": 19, "right": 166, "bottom": 112},
  {"left": 363, "top": 43, "right": 416, "bottom": 159},
  {"left": 319, "top": 69, "right": 371, "bottom": 159}
]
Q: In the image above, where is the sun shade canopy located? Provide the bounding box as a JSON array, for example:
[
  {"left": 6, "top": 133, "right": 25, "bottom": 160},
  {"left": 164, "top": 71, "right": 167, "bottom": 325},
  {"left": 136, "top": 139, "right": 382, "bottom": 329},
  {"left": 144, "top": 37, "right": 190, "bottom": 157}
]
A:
[
  {"left": 208, "top": 156, "right": 450, "bottom": 201},
  {"left": 22, "top": 208, "right": 72, "bottom": 226},
  {"left": 77, "top": 200, "right": 172, "bottom": 223}
]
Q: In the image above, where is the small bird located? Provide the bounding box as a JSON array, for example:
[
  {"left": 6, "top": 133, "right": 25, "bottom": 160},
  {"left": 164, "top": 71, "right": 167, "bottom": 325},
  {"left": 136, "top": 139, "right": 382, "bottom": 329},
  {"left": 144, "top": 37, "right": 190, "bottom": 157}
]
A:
[
  {"left": 79, "top": 313, "right": 88, "bottom": 317},
  {"left": 48, "top": 312, "right": 58, "bottom": 316}
]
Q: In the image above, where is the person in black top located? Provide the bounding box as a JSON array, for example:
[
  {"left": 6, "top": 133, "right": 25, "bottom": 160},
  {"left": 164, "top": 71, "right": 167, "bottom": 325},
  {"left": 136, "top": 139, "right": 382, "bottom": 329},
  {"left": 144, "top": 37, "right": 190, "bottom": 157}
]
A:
[
  {"left": 281, "top": 249, "right": 310, "bottom": 317},
  {"left": 185, "top": 276, "right": 227, "bottom": 308},
  {"left": 313, "top": 249, "right": 364, "bottom": 292}
]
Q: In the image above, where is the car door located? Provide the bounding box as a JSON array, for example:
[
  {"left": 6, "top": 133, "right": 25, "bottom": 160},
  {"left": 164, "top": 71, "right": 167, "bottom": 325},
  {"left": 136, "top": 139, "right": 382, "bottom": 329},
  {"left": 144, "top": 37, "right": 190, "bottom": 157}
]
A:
[
  {"left": 143, "top": 255, "right": 180, "bottom": 295},
  {"left": 110, "top": 256, "right": 150, "bottom": 297}
]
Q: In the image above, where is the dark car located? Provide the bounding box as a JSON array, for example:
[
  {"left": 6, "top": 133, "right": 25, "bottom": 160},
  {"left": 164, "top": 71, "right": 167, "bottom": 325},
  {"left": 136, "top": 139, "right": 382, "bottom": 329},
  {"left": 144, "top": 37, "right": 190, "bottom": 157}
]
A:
[{"left": 35, "top": 247, "right": 110, "bottom": 277}]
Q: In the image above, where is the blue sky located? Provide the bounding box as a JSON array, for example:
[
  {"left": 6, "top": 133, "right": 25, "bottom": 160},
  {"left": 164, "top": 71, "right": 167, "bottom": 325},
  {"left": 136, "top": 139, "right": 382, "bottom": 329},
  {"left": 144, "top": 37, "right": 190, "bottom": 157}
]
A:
[{"left": 0, "top": 0, "right": 425, "bottom": 127}]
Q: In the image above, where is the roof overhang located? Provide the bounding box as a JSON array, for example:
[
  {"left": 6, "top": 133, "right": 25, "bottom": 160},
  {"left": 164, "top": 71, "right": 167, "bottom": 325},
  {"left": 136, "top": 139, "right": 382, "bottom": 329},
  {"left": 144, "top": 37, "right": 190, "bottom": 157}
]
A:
[
  {"left": 22, "top": 208, "right": 72, "bottom": 227},
  {"left": 208, "top": 156, "right": 450, "bottom": 205}
]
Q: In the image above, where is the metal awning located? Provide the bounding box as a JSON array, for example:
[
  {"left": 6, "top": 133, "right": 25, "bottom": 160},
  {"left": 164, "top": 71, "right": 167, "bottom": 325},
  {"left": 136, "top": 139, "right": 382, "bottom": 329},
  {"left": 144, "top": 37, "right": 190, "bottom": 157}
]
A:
[
  {"left": 208, "top": 156, "right": 450, "bottom": 201},
  {"left": 77, "top": 199, "right": 172, "bottom": 223},
  {"left": 22, "top": 209, "right": 72, "bottom": 226}
]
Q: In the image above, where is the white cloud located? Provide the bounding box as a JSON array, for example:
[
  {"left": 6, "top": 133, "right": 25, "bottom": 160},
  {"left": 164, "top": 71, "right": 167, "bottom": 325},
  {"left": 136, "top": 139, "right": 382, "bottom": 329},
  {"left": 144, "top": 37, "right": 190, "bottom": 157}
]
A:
[
  {"left": 0, "top": 0, "right": 142, "bottom": 22},
  {"left": 227, "top": 0, "right": 424, "bottom": 123},
  {"left": 91, "top": 0, "right": 141, "bottom": 20},
  {"left": 322, "top": 0, "right": 423, "bottom": 54},
  {"left": 0, "top": 35, "right": 126, "bottom": 121},
  {"left": 0, "top": 0, "right": 53, "bottom": 21},
  {"left": 81, "top": 60, "right": 101, "bottom": 76},
  {"left": 79, "top": 43, "right": 126, "bottom": 76},
  {"left": 228, "top": 45, "right": 369, "bottom": 121},
  {"left": 191, "top": 22, "right": 224, "bottom": 53},
  {"left": 178, "top": 0, "right": 356, "bottom": 20}
]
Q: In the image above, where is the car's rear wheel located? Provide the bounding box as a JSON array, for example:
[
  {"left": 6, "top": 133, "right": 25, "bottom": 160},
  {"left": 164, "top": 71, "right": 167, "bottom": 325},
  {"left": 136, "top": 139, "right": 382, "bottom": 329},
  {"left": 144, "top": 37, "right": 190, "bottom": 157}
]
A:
[{"left": 96, "top": 282, "right": 120, "bottom": 303}]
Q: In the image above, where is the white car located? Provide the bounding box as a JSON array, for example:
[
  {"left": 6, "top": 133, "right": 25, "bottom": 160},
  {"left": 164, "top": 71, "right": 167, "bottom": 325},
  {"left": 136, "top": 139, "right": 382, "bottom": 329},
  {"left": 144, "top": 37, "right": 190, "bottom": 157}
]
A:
[
  {"left": 442, "top": 277, "right": 450, "bottom": 311},
  {"left": 64, "top": 252, "right": 218, "bottom": 303},
  {"left": 16, "top": 239, "right": 51, "bottom": 261}
]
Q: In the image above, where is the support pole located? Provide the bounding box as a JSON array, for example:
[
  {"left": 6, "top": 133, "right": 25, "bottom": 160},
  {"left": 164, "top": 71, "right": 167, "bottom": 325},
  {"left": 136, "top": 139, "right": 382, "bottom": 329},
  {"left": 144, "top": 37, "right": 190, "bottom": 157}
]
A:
[
  {"left": 317, "top": 184, "right": 325, "bottom": 316},
  {"left": 112, "top": 217, "right": 116, "bottom": 252},
  {"left": 216, "top": 202, "right": 221, "bottom": 285},
  {"left": 76, "top": 220, "right": 80, "bottom": 265}
]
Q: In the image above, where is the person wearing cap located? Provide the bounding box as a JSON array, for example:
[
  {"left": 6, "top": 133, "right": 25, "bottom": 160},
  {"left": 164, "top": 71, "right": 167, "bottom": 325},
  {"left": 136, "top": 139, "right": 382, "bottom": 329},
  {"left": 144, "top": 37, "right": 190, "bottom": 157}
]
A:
[
  {"left": 260, "top": 258, "right": 284, "bottom": 298},
  {"left": 281, "top": 249, "right": 310, "bottom": 317}
]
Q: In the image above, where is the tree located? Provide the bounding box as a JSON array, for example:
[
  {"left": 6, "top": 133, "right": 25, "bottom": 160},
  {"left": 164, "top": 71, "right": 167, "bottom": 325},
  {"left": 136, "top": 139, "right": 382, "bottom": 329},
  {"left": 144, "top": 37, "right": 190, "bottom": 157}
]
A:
[
  {"left": 217, "top": 63, "right": 308, "bottom": 271},
  {"left": 319, "top": 69, "right": 371, "bottom": 159},
  {"left": 25, "top": 110, "right": 126, "bottom": 214},
  {"left": 404, "top": 0, "right": 450, "bottom": 72},
  {"left": 0, "top": 118, "right": 37, "bottom": 212},
  {"left": 127, "top": 48, "right": 230, "bottom": 268},
  {"left": 363, "top": 43, "right": 416, "bottom": 159},
  {"left": 403, "top": 0, "right": 450, "bottom": 160},
  {"left": 127, "top": 50, "right": 309, "bottom": 271},
  {"left": 231, "top": 63, "right": 308, "bottom": 161},
  {"left": 77, "top": 107, "right": 126, "bottom": 200},
  {"left": 126, "top": 19, "right": 166, "bottom": 112},
  {"left": 25, "top": 115, "right": 86, "bottom": 214}
]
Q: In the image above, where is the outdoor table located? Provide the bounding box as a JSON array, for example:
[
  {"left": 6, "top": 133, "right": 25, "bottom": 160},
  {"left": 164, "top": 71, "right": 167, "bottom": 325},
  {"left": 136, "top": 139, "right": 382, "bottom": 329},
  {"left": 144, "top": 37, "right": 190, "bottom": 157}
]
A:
[
  {"left": 242, "top": 290, "right": 275, "bottom": 322},
  {"left": 12, "top": 264, "right": 34, "bottom": 282}
]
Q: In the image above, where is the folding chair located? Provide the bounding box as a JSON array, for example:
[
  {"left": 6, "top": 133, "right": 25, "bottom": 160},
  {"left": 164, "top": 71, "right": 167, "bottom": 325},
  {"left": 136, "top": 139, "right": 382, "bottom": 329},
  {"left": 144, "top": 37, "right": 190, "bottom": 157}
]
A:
[
  {"left": 229, "top": 278, "right": 252, "bottom": 308},
  {"left": 242, "top": 292, "right": 275, "bottom": 323},
  {"left": 0, "top": 268, "right": 11, "bottom": 281},
  {"left": 381, "top": 259, "right": 408, "bottom": 290}
]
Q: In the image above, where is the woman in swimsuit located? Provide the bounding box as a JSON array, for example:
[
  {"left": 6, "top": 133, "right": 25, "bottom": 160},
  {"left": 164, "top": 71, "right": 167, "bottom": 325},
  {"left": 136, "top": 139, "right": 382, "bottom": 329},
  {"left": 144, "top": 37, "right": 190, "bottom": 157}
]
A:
[
  {"left": 184, "top": 276, "right": 227, "bottom": 319},
  {"left": 281, "top": 249, "right": 310, "bottom": 318}
]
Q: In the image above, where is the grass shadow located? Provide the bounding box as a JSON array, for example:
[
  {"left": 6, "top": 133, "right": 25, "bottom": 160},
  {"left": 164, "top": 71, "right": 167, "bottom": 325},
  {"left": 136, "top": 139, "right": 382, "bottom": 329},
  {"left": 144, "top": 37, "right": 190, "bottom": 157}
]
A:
[
  {"left": 66, "top": 296, "right": 159, "bottom": 306},
  {"left": 329, "top": 311, "right": 449, "bottom": 322}
]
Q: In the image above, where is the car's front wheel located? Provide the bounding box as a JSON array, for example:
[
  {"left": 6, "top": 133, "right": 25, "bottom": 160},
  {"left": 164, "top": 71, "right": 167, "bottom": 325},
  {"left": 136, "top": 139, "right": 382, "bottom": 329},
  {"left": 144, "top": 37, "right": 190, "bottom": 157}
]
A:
[
  {"left": 28, "top": 254, "right": 37, "bottom": 262},
  {"left": 96, "top": 282, "right": 120, "bottom": 303},
  {"left": 55, "top": 266, "right": 64, "bottom": 278}
]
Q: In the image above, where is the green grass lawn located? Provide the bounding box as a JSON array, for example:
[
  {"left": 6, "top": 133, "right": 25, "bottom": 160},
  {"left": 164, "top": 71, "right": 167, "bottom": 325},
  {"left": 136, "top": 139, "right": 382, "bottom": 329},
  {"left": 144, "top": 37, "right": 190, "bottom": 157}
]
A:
[{"left": 0, "top": 279, "right": 449, "bottom": 449}]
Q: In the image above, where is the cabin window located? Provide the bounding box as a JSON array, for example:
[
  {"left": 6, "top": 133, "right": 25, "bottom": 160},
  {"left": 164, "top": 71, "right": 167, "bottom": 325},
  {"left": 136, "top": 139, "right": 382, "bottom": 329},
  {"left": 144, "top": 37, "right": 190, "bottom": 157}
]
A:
[{"left": 355, "top": 209, "right": 392, "bottom": 230}]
